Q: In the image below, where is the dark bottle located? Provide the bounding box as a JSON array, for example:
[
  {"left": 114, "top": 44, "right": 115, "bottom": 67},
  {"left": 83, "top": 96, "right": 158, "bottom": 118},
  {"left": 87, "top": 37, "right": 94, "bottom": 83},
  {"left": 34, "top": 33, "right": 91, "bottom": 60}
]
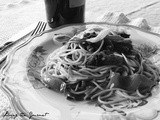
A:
[
  {"left": 44, "top": 0, "right": 85, "bottom": 28},
  {"left": 44, "top": 0, "right": 60, "bottom": 28}
]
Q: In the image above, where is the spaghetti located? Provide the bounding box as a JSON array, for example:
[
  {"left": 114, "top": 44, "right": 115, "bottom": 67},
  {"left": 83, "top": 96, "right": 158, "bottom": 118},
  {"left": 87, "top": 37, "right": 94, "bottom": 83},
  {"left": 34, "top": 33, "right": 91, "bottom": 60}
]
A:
[{"left": 41, "top": 26, "right": 160, "bottom": 105}]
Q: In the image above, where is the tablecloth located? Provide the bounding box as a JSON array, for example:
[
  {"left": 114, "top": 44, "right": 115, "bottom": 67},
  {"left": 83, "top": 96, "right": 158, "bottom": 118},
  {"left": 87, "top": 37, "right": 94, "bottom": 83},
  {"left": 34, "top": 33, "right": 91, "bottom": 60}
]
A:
[
  {"left": 1, "top": 0, "right": 160, "bottom": 119},
  {"left": 1, "top": 0, "right": 160, "bottom": 44}
]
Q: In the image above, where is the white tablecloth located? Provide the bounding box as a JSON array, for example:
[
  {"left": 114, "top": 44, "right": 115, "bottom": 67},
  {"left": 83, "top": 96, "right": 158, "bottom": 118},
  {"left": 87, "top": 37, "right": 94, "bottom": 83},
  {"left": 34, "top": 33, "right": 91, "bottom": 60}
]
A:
[{"left": 1, "top": 0, "right": 160, "bottom": 44}]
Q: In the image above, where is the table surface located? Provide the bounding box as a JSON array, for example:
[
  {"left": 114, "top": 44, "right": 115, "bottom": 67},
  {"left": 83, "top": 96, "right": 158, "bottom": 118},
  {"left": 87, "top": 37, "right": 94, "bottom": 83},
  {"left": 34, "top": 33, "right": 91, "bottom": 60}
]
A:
[
  {"left": 0, "top": 0, "right": 160, "bottom": 44},
  {"left": 0, "top": 0, "right": 160, "bottom": 119}
]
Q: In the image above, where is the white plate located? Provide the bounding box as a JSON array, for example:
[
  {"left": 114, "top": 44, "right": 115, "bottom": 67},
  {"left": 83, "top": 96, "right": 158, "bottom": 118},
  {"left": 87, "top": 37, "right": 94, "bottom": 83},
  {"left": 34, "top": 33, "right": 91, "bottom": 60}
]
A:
[{"left": 1, "top": 22, "right": 160, "bottom": 120}]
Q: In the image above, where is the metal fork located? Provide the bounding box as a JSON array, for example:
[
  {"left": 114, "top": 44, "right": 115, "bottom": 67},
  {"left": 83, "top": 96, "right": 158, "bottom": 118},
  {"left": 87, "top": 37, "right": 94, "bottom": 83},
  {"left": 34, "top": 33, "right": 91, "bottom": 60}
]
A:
[
  {"left": 0, "top": 21, "right": 47, "bottom": 64},
  {"left": 0, "top": 21, "right": 47, "bottom": 119},
  {"left": 30, "top": 21, "right": 47, "bottom": 37}
]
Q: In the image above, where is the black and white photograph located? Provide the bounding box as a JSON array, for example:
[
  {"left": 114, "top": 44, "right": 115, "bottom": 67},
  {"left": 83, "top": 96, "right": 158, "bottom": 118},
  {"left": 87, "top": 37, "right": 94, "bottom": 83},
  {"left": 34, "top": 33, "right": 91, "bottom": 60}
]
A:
[{"left": 0, "top": 0, "right": 160, "bottom": 120}]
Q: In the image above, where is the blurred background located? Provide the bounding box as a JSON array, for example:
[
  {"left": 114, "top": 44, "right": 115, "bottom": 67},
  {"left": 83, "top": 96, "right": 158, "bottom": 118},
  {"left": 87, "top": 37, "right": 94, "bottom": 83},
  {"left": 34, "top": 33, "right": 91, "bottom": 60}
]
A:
[{"left": 0, "top": 0, "right": 160, "bottom": 44}]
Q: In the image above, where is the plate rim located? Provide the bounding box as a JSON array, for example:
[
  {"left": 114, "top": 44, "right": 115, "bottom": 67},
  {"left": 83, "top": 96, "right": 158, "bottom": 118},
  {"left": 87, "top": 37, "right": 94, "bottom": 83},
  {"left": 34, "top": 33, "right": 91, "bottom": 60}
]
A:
[{"left": 43, "top": 22, "right": 160, "bottom": 37}]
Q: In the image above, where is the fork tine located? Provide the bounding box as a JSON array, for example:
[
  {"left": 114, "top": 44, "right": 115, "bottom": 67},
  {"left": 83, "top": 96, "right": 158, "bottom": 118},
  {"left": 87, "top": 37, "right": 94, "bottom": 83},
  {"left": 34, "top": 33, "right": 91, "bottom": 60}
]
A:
[
  {"left": 30, "top": 21, "right": 42, "bottom": 36},
  {"left": 42, "top": 22, "right": 47, "bottom": 32},
  {"left": 31, "top": 21, "right": 47, "bottom": 36},
  {"left": 34, "top": 22, "right": 43, "bottom": 35},
  {"left": 32, "top": 21, "right": 43, "bottom": 36},
  {"left": 37, "top": 22, "right": 47, "bottom": 34}
]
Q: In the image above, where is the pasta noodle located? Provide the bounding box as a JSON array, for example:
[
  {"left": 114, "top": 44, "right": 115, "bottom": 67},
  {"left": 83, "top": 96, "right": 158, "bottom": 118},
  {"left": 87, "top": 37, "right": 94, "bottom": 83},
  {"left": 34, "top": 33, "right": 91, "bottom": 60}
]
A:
[{"left": 41, "top": 26, "right": 160, "bottom": 105}]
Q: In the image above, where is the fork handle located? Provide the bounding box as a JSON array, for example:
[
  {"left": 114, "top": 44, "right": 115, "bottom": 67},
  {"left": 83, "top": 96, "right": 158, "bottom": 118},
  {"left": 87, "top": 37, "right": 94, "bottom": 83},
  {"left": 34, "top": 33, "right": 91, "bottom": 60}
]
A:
[
  {"left": 0, "top": 23, "right": 39, "bottom": 63},
  {"left": 0, "top": 31, "right": 32, "bottom": 64},
  {"left": 0, "top": 41, "right": 14, "bottom": 51}
]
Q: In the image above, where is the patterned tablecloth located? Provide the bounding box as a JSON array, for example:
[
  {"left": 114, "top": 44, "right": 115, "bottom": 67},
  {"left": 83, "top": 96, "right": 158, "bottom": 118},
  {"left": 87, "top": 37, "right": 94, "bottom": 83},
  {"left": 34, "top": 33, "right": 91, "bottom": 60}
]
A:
[{"left": 0, "top": 1, "right": 160, "bottom": 120}]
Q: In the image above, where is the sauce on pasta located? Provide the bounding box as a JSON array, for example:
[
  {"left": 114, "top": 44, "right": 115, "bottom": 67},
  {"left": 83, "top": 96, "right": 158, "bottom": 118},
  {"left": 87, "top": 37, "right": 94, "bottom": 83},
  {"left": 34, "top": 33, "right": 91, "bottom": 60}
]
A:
[{"left": 40, "top": 26, "right": 160, "bottom": 105}]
